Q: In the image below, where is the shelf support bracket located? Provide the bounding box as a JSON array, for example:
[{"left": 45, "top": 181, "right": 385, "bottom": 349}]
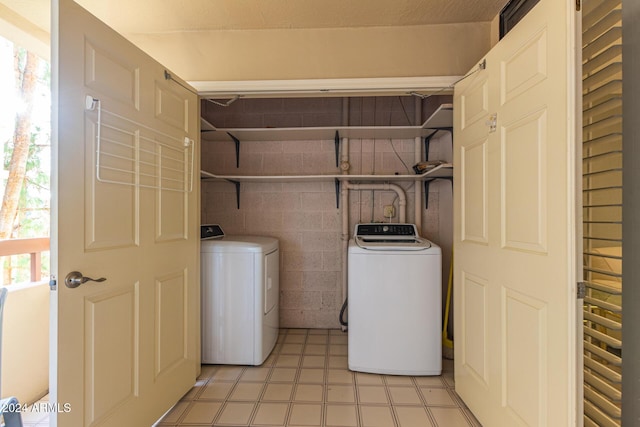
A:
[
  {"left": 423, "top": 177, "right": 453, "bottom": 210},
  {"left": 226, "top": 179, "right": 241, "bottom": 209},
  {"left": 424, "top": 130, "right": 438, "bottom": 162},
  {"left": 424, "top": 128, "right": 453, "bottom": 162},
  {"left": 334, "top": 131, "right": 340, "bottom": 168},
  {"left": 227, "top": 132, "right": 241, "bottom": 168},
  {"left": 334, "top": 178, "right": 341, "bottom": 209}
]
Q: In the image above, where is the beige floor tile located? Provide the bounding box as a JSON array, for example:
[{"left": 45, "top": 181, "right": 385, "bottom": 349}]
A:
[
  {"left": 240, "top": 367, "right": 270, "bottom": 382},
  {"left": 358, "top": 385, "right": 389, "bottom": 404},
  {"left": 145, "top": 330, "right": 478, "bottom": 427},
  {"left": 263, "top": 383, "right": 294, "bottom": 401},
  {"left": 388, "top": 386, "right": 423, "bottom": 405},
  {"left": 252, "top": 402, "right": 289, "bottom": 426},
  {"left": 328, "top": 355, "right": 348, "bottom": 369},
  {"left": 269, "top": 367, "right": 298, "bottom": 382},
  {"left": 304, "top": 344, "right": 328, "bottom": 355},
  {"left": 429, "top": 407, "right": 474, "bottom": 427},
  {"left": 285, "top": 334, "right": 307, "bottom": 344},
  {"left": 156, "top": 401, "right": 189, "bottom": 423},
  {"left": 306, "top": 334, "right": 328, "bottom": 344},
  {"left": 414, "top": 376, "right": 447, "bottom": 388},
  {"left": 329, "top": 344, "right": 348, "bottom": 356},
  {"left": 329, "top": 335, "right": 348, "bottom": 345},
  {"left": 327, "top": 369, "right": 354, "bottom": 384},
  {"left": 420, "top": 388, "right": 456, "bottom": 406},
  {"left": 263, "top": 353, "right": 278, "bottom": 367},
  {"left": 325, "top": 404, "right": 358, "bottom": 427},
  {"left": 327, "top": 385, "right": 356, "bottom": 403},
  {"left": 302, "top": 355, "right": 326, "bottom": 368},
  {"left": 229, "top": 382, "right": 264, "bottom": 401},
  {"left": 197, "top": 365, "right": 217, "bottom": 380},
  {"left": 199, "top": 381, "right": 234, "bottom": 400},
  {"left": 181, "top": 379, "right": 207, "bottom": 400},
  {"left": 298, "top": 368, "right": 325, "bottom": 383},
  {"left": 212, "top": 366, "right": 244, "bottom": 381},
  {"left": 384, "top": 376, "right": 414, "bottom": 386},
  {"left": 181, "top": 401, "right": 222, "bottom": 424},
  {"left": 294, "top": 384, "right": 325, "bottom": 402},
  {"left": 356, "top": 372, "right": 384, "bottom": 385},
  {"left": 360, "top": 405, "right": 395, "bottom": 427},
  {"left": 282, "top": 343, "right": 305, "bottom": 354},
  {"left": 276, "top": 354, "right": 301, "bottom": 367},
  {"left": 395, "top": 406, "right": 435, "bottom": 427},
  {"left": 289, "top": 403, "right": 323, "bottom": 426},
  {"left": 216, "top": 402, "right": 256, "bottom": 425}
]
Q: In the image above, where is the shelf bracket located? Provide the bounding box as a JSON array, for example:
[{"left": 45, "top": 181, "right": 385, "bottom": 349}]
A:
[
  {"left": 227, "top": 132, "right": 241, "bottom": 168},
  {"left": 226, "top": 179, "right": 241, "bottom": 209},
  {"left": 424, "top": 130, "right": 438, "bottom": 162},
  {"left": 334, "top": 131, "right": 340, "bottom": 168},
  {"left": 334, "top": 178, "right": 341, "bottom": 209},
  {"left": 423, "top": 177, "right": 453, "bottom": 210}
]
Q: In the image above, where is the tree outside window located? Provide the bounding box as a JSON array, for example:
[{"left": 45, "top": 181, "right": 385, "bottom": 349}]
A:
[{"left": 0, "top": 35, "right": 51, "bottom": 284}]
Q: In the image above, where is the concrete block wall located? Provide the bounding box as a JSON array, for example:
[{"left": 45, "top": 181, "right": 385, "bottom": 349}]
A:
[{"left": 201, "top": 96, "right": 452, "bottom": 329}]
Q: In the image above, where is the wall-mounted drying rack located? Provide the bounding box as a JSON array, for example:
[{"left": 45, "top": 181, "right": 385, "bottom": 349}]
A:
[{"left": 87, "top": 95, "right": 195, "bottom": 192}]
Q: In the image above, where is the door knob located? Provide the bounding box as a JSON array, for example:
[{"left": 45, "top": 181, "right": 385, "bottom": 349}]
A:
[{"left": 64, "top": 271, "right": 107, "bottom": 288}]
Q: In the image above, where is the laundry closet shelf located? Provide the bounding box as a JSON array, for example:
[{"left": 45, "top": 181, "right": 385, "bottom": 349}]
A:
[
  {"left": 200, "top": 104, "right": 453, "bottom": 142},
  {"left": 200, "top": 163, "right": 452, "bottom": 184}
]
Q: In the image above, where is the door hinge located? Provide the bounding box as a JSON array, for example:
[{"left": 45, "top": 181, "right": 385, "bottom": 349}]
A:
[
  {"left": 486, "top": 113, "right": 497, "bottom": 133},
  {"left": 49, "top": 275, "right": 57, "bottom": 291},
  {"left": 577, "top": 281, "right": 586, "bottom": 299},
  {"left": 576, "top": 0, "right": 581, "bottom": 11}
]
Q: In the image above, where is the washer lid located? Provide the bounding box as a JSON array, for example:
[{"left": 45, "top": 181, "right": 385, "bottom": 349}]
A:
[{"left": 201, "top": 235, "right": 279, "bottom": 253}]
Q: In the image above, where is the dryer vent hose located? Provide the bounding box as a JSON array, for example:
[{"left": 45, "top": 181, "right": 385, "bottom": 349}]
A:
[{"left": 339, "top": 298, "right": 348, "bottom": 328}]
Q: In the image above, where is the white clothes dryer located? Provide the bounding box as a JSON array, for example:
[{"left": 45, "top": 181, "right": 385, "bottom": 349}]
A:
[
  {"left": 201, "top": 227, "right": 279, "bottom": 365},
  {"left": 348, "top": 223, "right": 442, "bottom": 375}
]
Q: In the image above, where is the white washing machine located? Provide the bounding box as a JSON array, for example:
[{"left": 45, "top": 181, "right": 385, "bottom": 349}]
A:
[
  {"left": 348, "top": 223, "right": 442, "bottom": 375},
  {"left": 200, "top": 225, "right": 279, "bottom": 365}
]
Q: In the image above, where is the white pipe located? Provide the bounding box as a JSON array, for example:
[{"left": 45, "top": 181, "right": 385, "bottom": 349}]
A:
[
  {"left": 414, "top": 97, "right": 423, "bottom": 230},
  {"left": 341, "top": 98, "right": 350, "bottom": 331},
  {"left": 346, "top": 182, "right": 407, "bottom": 223}
]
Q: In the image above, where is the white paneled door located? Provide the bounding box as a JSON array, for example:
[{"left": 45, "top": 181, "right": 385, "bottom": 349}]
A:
[
  {"left": 453, "top": 0, "right": 580, "bottom": 426},
  {"left": 51, "top": 0, "right": 200, "bottom": 425}
]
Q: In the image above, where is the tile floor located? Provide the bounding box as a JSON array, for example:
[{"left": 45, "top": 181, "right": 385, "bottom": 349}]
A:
[{"left": 155, "top": 328, "right": 481, "bottom": 427}]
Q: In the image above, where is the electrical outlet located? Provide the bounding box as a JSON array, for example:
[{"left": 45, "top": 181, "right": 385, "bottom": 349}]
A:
[{"left": 383, "top": 205, "right": 395, "bottom": 218}]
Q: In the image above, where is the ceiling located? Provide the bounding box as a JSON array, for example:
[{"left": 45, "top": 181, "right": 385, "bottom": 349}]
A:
[
  {"left": 1, "top": 0, "right": 507, "bottom": 91},
  {"left": 3, "top": 0, "right": 506, "bottom": 35}
]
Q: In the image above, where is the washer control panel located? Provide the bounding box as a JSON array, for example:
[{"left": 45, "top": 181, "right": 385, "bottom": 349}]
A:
[
  {"left": 355, "top": 223, "right": 418, "bottom": 237},
  {"left": 201, "top": 224, "right": 225, "bottom": 240}
]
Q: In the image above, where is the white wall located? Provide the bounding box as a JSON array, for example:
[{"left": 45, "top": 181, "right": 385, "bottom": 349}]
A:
[
  {"left": 128, "top": 23, "right": 492, "bottom": 82},
  {"left": 2, "top": 282, "right": 49, "bottom": 404}
]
